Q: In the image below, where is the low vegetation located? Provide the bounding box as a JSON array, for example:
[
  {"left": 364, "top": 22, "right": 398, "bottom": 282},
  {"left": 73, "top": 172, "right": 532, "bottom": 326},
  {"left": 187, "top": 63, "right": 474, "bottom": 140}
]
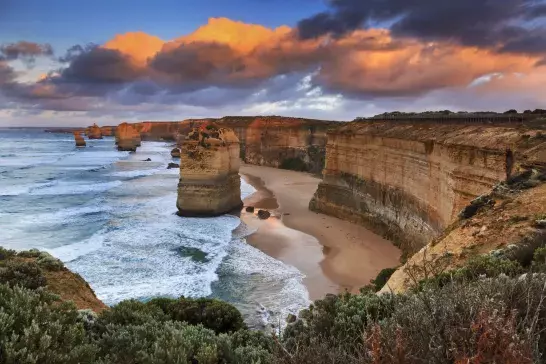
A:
[{"left": 3, "top": 241, "right": 546, "bottom": 363}]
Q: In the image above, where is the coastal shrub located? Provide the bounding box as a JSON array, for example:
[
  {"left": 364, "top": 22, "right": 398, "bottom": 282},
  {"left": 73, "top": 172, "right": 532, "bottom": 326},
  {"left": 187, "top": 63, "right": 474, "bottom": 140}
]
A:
[
  {"left": 37, "top": 251, "right": 65, "bottom": 271},
  {"left": 16, "top": 248, "right": 41, "bottom": 258},
  {"left": 370, "top": 267, "right": 397, "bottom": 291},
  {"left": 0, "top": 284, "right": 97, "bottom": 363},
  {"left": 96, "top": 299, "right": 168, "bottom": 330},
  {"left": 151, "top": 297, "right": 246, "bottom": 334},
  {"left": 0, "top": 246, "right": 16, "bottom": 260},
  {"left": 417, "top": 255, "right": 524, "bottom": 290},
  {"left": 280, "top": 157, "right": 307, "bottom": 172},
  {"left": 0, "top": 260, "right": 47, "bottom": 289}
]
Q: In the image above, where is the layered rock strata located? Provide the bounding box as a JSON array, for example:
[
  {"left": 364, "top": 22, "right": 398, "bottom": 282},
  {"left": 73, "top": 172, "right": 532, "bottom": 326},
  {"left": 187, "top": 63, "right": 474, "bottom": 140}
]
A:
[
  {"left": 310, "top": 120, "right": 546, "bottom": 254},
  {"left": 86, "top": 123, "right": 103, "bottom": 139},
  {"left": 115, "top": 122, "right": 141, "bottom": 151},
  {"left": 74, "top": 132, "right": 86, "bottom": 147},
  {"left": 177, "top": 125, "right": 242, "bottom": 216}
]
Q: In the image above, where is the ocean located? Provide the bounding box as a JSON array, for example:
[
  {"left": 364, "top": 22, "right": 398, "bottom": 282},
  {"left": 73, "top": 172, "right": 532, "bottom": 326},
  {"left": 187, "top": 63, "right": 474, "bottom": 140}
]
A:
[{"left": 0, "top": 128, "right": 310, "bottom": 329}]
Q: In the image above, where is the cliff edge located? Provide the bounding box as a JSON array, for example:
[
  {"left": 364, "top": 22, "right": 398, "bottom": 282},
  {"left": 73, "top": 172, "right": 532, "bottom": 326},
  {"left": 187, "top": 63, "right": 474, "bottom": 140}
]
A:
[
  {"left": 310, "top": 119, "right": 546, "bottom": 255},
  {"left": 177, "top": 124, "right": 242, "bottom": 216}
]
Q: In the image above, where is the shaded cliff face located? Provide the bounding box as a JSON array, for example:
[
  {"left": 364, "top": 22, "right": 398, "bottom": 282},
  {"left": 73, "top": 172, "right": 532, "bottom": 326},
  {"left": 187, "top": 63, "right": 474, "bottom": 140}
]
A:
[
  {"left": 217, "top": 116, "right": 336, "bottom": 174},
  {"left": 310, "top": 121, "right": 546, "bottom": 254},
  {"left": 115, "top": 123, "right": 142, "bottom": 151},
  {"left": 177, "top": 125, "right": 242, "bottom": 216},
  {"left": 74, "top": 132, "right": 86, "bottom": 147},
  {"left": 87, "top": 124, "right": 103, "bottom": 139}
]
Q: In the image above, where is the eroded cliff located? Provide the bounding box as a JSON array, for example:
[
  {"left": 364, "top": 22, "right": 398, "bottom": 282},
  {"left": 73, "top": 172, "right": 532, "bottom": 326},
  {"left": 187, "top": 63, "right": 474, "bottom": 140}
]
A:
[
  {"left": 74, "top": 131, "right": 86, "bottom": 147},
  {"left": 310, "top": 119, "right": 546, "bottom": 254},
  {"left": 177, "top": 125, "right": 242, "bottom": 216},
  {"left": 115, "top": 116, "right": 336, "bottom": 173}
]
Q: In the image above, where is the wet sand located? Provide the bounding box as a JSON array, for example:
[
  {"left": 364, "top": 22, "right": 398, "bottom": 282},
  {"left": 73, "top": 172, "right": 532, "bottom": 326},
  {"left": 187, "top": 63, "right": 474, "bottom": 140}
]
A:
[{"left": 240, "top": 164, "right": 401, "bottom": 301}]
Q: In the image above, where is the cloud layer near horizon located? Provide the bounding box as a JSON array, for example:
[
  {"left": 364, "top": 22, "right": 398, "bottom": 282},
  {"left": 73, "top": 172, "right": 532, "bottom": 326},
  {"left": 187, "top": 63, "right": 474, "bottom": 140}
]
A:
[{"left": 1, "top": 11, "right": 545, "bottom": 125}]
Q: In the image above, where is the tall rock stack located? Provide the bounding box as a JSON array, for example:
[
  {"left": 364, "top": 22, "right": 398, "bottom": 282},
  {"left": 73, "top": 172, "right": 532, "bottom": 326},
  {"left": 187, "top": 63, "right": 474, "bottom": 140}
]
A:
[
  {"left": 87, "top": 123, "right": 103, "bottom": 139},
  {"left": 74, "top": 132, "right": 86, "bottom": 147},
  {"left": 177, "top": 125, "right": 242, "bottom": 216},
  {"left": 115, "top": 123, "right": 141, "bottom": 151}
]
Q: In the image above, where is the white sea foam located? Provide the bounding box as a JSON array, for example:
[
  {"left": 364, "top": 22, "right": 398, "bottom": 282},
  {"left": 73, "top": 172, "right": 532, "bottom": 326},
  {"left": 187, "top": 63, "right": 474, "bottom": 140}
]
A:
[{"left": 30, "top": 180, "right": 122, "bottom": 195}]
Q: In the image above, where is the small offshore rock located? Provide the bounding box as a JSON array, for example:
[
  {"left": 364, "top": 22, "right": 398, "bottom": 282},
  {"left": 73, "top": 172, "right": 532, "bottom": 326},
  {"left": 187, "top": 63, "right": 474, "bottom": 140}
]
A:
[
  {"left": 535, "top": 219, "right": 546, "bottom": 228},
  {"left": 257, "top": 210, "right": 271, "bottom": 220},
  {"left": 245, "top": 206, "right": 255, "bottom": 213},
  {"left": 171, "top": 148, "right": 181, "bottom": 158},
  {"left": 143, "top": 158, "right": 152, "bottom": 161},
  {"left": 167, "top": 163, "right": 180, "bottom": 169}
]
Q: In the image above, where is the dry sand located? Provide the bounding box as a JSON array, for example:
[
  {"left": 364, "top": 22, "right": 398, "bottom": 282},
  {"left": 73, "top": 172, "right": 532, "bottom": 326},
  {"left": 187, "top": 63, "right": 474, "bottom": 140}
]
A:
[{"left": 239, "top": 164, "right": 401, "bottom": 301}]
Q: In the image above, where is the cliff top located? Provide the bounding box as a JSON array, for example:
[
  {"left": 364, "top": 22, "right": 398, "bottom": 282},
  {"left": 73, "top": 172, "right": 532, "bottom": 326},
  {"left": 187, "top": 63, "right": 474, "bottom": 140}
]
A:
[{"left": 334, "top": 120, "right": 546, "bottom": 153}]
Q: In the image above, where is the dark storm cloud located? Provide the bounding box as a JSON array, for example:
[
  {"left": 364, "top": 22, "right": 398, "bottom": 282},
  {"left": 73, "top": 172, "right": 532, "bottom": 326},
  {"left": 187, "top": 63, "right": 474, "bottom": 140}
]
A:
[
  {"left": 58, "top": 46, "right": 141, "bottom": 84},
  {"left": 0, "top": 41, "right": 53, "bottom": 66},
  {"left": 297, "top": 0, "right": 546, "bottom": 53}
]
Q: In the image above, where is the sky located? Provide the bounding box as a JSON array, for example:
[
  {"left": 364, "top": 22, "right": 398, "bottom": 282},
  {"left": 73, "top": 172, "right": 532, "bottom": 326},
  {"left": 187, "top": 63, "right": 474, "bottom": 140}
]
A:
[{"left": 1, "top": 0, "right": 545, "bottom": 126}]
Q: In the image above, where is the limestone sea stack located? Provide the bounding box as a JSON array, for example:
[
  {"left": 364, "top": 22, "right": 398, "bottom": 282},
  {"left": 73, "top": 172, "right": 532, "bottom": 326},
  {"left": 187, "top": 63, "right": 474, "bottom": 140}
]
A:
[
  {"left": 115, "top": 122, "right": 141, "bottom": 151},
  {"left": 74, "top": 132, "right": 86, "bottom": 147},
  {"left": 177, "top": 125, "right": 242, "bottom": 216},
  {"left": 87, "top": 123, "right": 103, "bottom": 139}
]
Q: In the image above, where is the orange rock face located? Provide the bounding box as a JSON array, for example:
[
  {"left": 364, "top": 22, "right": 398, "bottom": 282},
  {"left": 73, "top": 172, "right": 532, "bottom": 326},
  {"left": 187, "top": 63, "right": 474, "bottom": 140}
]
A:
[
  {"left": 177, "top": 126, "right": 242, "bottom": 216},
  {"left": 115, "top": 122, "right": 141, "bottom": 151},
  {"left": 87, "top": 123, "right": 103, "bottom": 139},
  {"left": 309, "top": 120, "right": 546, "bottom": 254},
  {"left": 74, "top": 132, "right": 86, "bottom": 147}
]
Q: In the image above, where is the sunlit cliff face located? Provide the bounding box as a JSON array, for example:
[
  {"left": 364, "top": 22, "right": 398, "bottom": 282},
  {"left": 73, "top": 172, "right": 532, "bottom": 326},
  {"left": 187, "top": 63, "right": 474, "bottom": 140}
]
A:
[{"left": 0, "top": 15, "right": 545, "bottom": 125}]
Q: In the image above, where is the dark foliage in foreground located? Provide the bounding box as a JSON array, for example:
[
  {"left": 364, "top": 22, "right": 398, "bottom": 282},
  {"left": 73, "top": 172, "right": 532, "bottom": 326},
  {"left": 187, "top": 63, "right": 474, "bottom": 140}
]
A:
[{"left": 3, "top": 246, "right": 546, "bottom": 363}]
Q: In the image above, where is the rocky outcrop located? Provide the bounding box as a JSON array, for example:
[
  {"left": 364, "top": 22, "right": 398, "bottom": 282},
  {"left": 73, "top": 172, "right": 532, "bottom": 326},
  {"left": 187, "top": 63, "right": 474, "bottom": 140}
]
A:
[
  {"left": 381, "top": 171, "right": 546, "bottom": 294},
  {"left": 115, "top": 123, "right": 141, "bottom": 151},
  {"left": 177, "top": 125, "right": 242, "bottom": 216},
  {"left": 171, "top": 148, "right": 181, "bottom": 158},
  {"left": 74, "top": 132, "right": 86, "bottom": 147},
  {"left": 87, "top": 123, "right": 103, "bottom": 139},
  {"left": 310, "top": 120, "right": 546, "bottom": 254}
]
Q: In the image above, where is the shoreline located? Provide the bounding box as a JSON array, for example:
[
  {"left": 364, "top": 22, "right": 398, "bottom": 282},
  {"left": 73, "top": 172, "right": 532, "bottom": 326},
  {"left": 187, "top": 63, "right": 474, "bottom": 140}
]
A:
[{"left": 239, "top": 164, "right": 401, "bottom": 301}]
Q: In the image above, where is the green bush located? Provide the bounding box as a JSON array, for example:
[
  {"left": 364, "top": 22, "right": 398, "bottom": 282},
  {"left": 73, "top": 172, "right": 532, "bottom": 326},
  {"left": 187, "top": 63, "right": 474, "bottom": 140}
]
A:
[
  {"left": 0, "top": 246, "right": 16, "bottom": 260},
  {"left": 370, "top": 267, "right": 397, "bottom": 291},
  {"left": 0, "top": 260, "right": 47, "bottom": 289},
  {"left": 150, "top": 297, "right": 246, "bottom": 334},
  {"left": 37, "top": 252, "right": 65, "bottom": 271},
  {"left": 0, "top": 284, "right": 97, "bottom": 363},
  {"left": 17, "top": 248, "right": 41, "bottom": 258},
  {"left": 96, "top": 299, "right": 168, "bottom": 329}
]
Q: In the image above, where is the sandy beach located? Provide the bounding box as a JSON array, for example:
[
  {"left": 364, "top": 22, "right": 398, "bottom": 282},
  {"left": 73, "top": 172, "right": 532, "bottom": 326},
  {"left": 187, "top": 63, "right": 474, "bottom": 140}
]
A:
[{"left": 240, "top": 164, "right": 401, "bottom": 300}]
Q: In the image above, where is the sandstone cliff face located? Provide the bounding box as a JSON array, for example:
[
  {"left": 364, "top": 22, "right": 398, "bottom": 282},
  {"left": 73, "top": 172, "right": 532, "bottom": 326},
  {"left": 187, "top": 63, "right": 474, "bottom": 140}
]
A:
[
  {"left": 310, "top": 121, "right": 545, "bottom": 254},
  {"left": 217, "top": 116, "right": 336, "bottom": 174},
  {"left": 115, "top": 123, "right": 141, "bottom": 151},
  {"left": 74, "top": 132, "right": 86, "bottom": 147},
  {"left": 177, "top": 125, "right": 242, "bottom": 216},
  {"left": 87, "top": 123, "right": 103, "bottom": 139}
]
